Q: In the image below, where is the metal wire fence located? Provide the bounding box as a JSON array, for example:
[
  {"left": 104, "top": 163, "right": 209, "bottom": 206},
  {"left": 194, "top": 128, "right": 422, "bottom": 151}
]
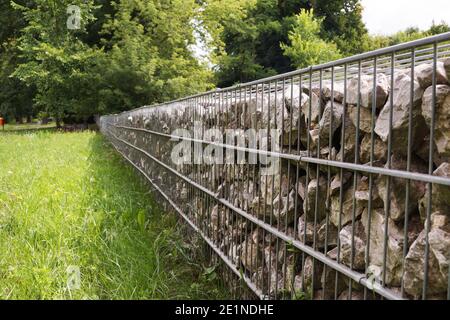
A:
[{"left": 100, "top": 32, "right": 450, "bottom": 300}]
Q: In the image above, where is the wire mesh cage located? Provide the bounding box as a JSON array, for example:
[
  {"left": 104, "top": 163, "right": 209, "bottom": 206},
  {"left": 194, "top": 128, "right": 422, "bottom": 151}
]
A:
[{"left": 100, "top": 32, "right": 450, "bottom": 300}]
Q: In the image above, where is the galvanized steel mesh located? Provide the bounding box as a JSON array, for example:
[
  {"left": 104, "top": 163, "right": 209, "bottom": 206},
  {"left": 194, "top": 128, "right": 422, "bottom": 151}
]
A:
[{"left": 100, "top": 32, "right": 450, "bottom": 300}]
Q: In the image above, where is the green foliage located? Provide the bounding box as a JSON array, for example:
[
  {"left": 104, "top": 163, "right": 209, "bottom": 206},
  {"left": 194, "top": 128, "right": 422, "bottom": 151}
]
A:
[
  {"left": 1, "top": 0, "right": 449, "bottom": 121},
  {"left": 366, "top": 21, "right": 450, "bottom": 51},
  {"left": 97, "top": 0, "right": 214, "bottom": 113},
  {"left": 281, "top": 9, "right": 341, "bottom": 69},
  {"left": 11, "top": 0, "right": 101, "bottom": 125},
  {"left": 203, "top": 0, "right": 368, "bottom": 87},
  {"left": 314, "top": 0, "right": 369, "bottom": 56}
]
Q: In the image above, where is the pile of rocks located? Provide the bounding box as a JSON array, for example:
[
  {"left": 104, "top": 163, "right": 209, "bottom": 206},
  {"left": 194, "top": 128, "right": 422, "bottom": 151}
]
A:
[{"left": 101, "top": 57, "right": 450, "bottom": 299}]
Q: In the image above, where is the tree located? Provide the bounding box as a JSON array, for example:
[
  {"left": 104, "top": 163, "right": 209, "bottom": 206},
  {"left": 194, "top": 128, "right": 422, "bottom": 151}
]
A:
[
  {"left": 12, "top": 0, "right": 101, "bottom": 126},
  {"left": 314, "top": 0, "right": 369, "bottom": 56},
  {"left": 97, "top": 0, "right": 214, "bottom": 113},
  {"left": 203, "top": 0, "right": 368, "bottom": 87},
  {"left": 281, "top": 9, "right": 341, "bottom": 68},
  {"left": 0, "top": 0, "right": 35, "bottom": 123}
]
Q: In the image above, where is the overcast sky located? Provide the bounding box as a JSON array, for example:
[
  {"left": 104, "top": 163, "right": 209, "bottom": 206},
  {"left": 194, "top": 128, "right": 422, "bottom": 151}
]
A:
[{"left": 361, "top": 0, "right": 450, "bottom": 35}]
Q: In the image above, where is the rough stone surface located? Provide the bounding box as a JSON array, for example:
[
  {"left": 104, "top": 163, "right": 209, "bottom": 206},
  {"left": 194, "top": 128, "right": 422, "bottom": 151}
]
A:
[
  {"left": 330, "top": 186, "right": 364, "bottom": 227},
  {"left": 330, "top": 172, "right": 352, "bottom": 196},
  {"left": 418, "top": 162, "right": 450, "bottom": 222},
  {"left": 415, "top": 61, "right": 449, "bottom": 89},
  {"left": 303, "top": 177, "right": 328, "bottom": 222},
  {"left": 338, "top": 115, "right": 358, "bottom": 163},
  {"left": 445, "top": 58, "right": 450, "bottom": 81},
  {"left": 360, "top": 134, "right": 387, "bottom": 164},
  {"left": 339, "top": 221, "right": 366, "bottom": 270},
  {"left": 375, "top": 73, "right": 427, "bottom": 156},
  {"left": 298, "top": 215, "right": 338, "bottom": 248},
  {"left": 377, "top": 154, "right": 427, "bottom": 222},
  {"left": 361, "top": 208, "right": 404, "bottom": 286},
  {"left": 241, "top": 239, "right": 260, "bottom": 273},
  {"left": 421, "top": 84, "right": 450, "bottom": 158},
  {"left": 347, "top": 73, "right": 390, "bottom": 109},
  {"left": 348, "top": 105, "right": 373, "bottom": 134},
  {"left": 404, "top": 214, "right": 450, "bottom": 298},
  {"left": 318, "top": 101, "right": 344, "bottom": 146}
]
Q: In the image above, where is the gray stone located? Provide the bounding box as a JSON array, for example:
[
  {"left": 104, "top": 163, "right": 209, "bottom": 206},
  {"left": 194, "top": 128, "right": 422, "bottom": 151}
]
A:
[
  {"left": 418, "top": 162, "right": 450, "bottom": 222},
  {"left": 337, "top": 290, "right": 365, "bottom": 300},
  {"left": 338, "top": 115, "right": 359, "bottom": 163},
  {"left": 298, "top": 215, "right": 338, "bottom": 248},
  {"left": 300, "top": 91, "right": 322, "bottom": 127},
  {"left": 330, "top": 186, "right": 365, "bottom": 227},
  {"left": 316, "top": 81, "right": 345, "bottom": 103},
  {"left": 404, "top": 214, "right": 450, "bottom": 298},
  {"left": 339, "top": 221, "right": 366, "bottom": 270},
  {"left": 348, "top": 105, "right": 373, "bottom": 134},
  {"left": 347, "top": 73, "right": 390, "bottom": 109},
  {"left": 415, "top": 61, "right": 449, "bottom": 89},
  {"left": 375, "top": 73, "right": 427, "bottom": 156},
  {"left": 330, "top": 172, "right": 352, "bottom": 196},
  {"left": 361, "top": 208, "right": 404, "bottom": 286},
  {"left": 272, "top": 189, "right": 297, "bottom": 224},
  {"left": 377, "top": 154, "right": 427, "bottom": 222},
  {"left": 355, "top": 175, "right": 384, "bottom": 209},
  {"left": 302, "top": 256, "right": 323, "bottom": 292},
  {"left": 421, "top": 84, "right": 450, "bottom": 158},
  {"left": 318, "top": 100, "right": 344, "bottom": 146},
  {"left": 321, "top": 262, "right": 347, "bottom": 299},
  {"left": 241, "top": 239, "right": 260, "bottom": 273},
  {"left": 415, "top": 134, "right": 446, "bottom": 168},
  {"left": 303, "top": 177, "right": 328, "bottom": 222},
  {"left": 360, "top": 134, "right": 387, "bottom": 164},
  {"left": 444, "top": 58, "right": 450, "bottom": 81}
]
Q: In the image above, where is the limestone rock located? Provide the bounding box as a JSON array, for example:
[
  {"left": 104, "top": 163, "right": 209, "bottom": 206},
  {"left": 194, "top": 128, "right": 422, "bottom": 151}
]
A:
[
  {"left": 375, "top": 73, "right": 427, "bottom": 156},
  {"left": 361, "top": 208, "right": 404, "bottom": 286},
  {"left": 339, "top": 221, "right": 366, "bottom": 270},
  {"left": 418, "top": 162, "right": 450, "bottom": 221},
  {"left": 421, "top": 84, "right": 450, "bottom": 158},
  {"left": 321, "top": 262, "right": 347, "bottom": 299},
  {"left": 348, "top": 105, "right": 373, "bottom": 134},
  {"left": 298, "top": 215, "right": 338, "bottom": 248},
  {"left": 241, "top": 239, "right": 260, "bottom": 273},
  {"left": 347, "top": 73, "right": 390, "bottom": 109},
  {"left": 302, "top": 256, "right": 323, "bottom": 292},
  {"left": 330, "top": 172, "right": 352, "bottom": 196},
  {"left": 355, "top": 175, "right": 384, "bottom": 209},
  {"left": 316, "top": 81, "right": 345, "bottom": 103},
  {"left": 338, "top": 115, "right": 358, "bottom": 163},
  {"left": 303, "top": 177, "right": 328, "bottom": 222},
  {"left": 337, "top": 290, "right": 365, "bottom": 300},
  {"left": 415, "top": 134, "right": 445, "bottom": 168},
  {"left": 444, "top": 58, "right": 450, "bottom": 80},
  {"left": 415, "top": 61, "right": 449, "bottom": 89},
  {"left": 318, "top": 101, "right": 344, "bottom": 146},
  {"left": 377, "top": 154, "right": 427, "bottom": 221},
  {"left": 360, "top": 134, "right": 387, "bottom": 164},
  {"left": 272, "top": 189, "right": 297, "bottom": 224},
  {"left": 403, "top": 214, "right": 450, "bottom": 298},
  {"left": 330, "top": 186, "right": 364, "bottom": 227}
]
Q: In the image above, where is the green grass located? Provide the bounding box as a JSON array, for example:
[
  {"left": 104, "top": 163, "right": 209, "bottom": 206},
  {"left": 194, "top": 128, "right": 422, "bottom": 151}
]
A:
[
  {"left": 0, "top": 129, "right": 229, "bottom": 300},
  {"left": 3, "top": 122, "right": 56, "bottom": 131}
]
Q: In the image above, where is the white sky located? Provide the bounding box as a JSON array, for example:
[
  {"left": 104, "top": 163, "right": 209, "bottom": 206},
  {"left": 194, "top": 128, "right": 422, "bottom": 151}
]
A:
[{"left": 361, "top": 0, "right": 450, "bottom": 35}]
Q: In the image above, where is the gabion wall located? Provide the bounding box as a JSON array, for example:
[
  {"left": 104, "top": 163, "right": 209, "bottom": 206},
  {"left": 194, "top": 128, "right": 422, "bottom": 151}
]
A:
[{"left": 100, "top": 33, "right": 450, "bottom": 300}]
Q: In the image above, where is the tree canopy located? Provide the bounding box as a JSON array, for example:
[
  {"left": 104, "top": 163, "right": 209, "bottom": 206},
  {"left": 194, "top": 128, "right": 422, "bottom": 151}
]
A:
[{"left": 0, "top": 0, "right": 448, "bottom": 124}]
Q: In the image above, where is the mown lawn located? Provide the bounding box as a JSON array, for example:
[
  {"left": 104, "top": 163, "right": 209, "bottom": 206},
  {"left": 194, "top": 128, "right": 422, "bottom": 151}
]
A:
[{"left": 0, "top": 129, "right": 228, "bottom": 299}]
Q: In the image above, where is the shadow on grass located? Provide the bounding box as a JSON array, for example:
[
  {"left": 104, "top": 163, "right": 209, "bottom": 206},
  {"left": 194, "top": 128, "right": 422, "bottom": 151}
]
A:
[{"left": 81, "top": 134, "right": 230, "bottom": 299}]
